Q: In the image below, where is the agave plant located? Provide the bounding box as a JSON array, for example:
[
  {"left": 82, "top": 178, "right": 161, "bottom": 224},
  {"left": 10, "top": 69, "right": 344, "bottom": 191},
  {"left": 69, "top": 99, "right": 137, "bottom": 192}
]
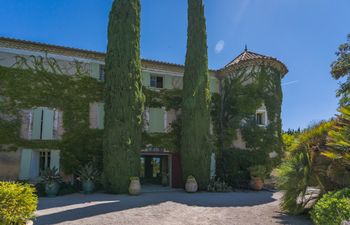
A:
[
  {"left": 76, "top": 163, "right": 99, "bottom": 182},
  {"left": 41, "top": 167, "right": 62, "bottom": 184}
]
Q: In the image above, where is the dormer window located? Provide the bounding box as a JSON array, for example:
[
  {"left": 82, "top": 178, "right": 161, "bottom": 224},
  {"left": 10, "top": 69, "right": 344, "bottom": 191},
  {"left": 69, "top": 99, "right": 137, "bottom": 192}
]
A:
[{"left": 150, "top": 75, "right": 163, "bottom": 88}]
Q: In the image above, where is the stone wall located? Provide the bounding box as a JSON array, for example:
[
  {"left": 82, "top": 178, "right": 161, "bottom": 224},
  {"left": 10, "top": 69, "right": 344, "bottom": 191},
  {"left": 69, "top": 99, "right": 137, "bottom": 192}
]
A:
[{"left": 0, "top": 150, "right": 21, "bottom": 180}]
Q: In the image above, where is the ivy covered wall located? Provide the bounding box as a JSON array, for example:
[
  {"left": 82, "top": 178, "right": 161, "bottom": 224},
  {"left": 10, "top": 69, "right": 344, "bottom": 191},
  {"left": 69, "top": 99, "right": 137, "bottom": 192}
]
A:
[
  {"left": 212, "top": 64, "right": 283, "bottom": 186},
  {"left": 0, "top": 53, "right": 285, "bottom": 184}
]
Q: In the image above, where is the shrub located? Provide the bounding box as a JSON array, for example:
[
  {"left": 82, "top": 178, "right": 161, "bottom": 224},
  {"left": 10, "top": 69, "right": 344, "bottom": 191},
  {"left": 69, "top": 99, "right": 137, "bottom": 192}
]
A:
[
  {"left": 207, "top": 177, "right": 232, "bottom": 192},
  {"left": 0, "top": 182, "right": 38, "bottom": 224},
  {"left": 248, "top": 165, "right": 267, "bottom": 179},
  {"left": 311, "top": 188, "right": 350, "bottom": 225}
]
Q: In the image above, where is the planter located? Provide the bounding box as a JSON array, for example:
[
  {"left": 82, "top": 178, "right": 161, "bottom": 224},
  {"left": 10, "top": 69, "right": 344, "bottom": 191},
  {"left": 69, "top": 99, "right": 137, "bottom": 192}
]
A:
[
  {"left": 45, "top": 182, "right": 60, "bottom": 197},
  {"left": 161, "top": 174, "right": 168, "bottom": 186},
  {"left": 249, "top": 177, "right": 264, "bottom": 191},
  {"left": 82, "top": 180, "right": 94, "bottom": 194},
  {"left": 129, "top": 179, "right": 141, "bottom": 195},
  {"left": 185, "top": 177, "right": 198, "bottom": 193}
]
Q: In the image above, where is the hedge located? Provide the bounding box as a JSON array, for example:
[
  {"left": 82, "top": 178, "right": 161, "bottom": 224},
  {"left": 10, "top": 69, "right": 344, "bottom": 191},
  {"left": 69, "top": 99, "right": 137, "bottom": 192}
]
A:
[{"left": 0, "top": 182, "right": 38, "bottom": 224}]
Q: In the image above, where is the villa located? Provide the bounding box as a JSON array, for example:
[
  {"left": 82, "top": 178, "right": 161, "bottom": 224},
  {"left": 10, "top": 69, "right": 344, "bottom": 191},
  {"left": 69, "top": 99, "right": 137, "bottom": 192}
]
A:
[{"left": 0, "top": 37, "right": 287, "bottom": 187}]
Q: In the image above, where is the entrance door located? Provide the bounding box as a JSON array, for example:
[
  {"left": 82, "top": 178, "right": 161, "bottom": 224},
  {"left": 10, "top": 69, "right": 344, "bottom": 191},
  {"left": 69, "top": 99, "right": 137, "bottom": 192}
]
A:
[{"left": 140, "top": 155, "right": 169, "bottom": 186}]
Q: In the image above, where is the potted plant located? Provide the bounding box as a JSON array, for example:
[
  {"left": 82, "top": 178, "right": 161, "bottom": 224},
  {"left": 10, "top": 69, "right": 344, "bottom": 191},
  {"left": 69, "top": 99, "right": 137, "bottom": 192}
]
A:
[
  {"left": 128, "top": 177, "right": 141, "bottom": 195},
  {"left": 41, "top": 167, "right": 61, "bottom": 197},
  {"left": 248, "top": 165, "right": 266, "bottom": 191},
  {"left": 76, "top": 163, "right": 99, "bottom": 194},
  {"left": 185, "top": 175, "right": 198, "bottom": 193}
]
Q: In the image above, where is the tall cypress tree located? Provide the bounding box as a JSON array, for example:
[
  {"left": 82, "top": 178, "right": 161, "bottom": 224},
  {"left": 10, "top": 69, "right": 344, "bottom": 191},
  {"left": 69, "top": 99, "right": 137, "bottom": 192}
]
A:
[
  {"left": 181, "top": 0, "right": 211, "bottom": 189},
  {"left": 103, "top": 0, "right": 144, "bottom": 193}
]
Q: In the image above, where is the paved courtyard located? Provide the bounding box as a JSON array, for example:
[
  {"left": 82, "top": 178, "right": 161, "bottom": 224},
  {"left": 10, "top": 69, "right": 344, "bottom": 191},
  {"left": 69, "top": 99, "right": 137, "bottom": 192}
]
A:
[{"left": 35, "top": 190, "right": 312, "bottom": 225}]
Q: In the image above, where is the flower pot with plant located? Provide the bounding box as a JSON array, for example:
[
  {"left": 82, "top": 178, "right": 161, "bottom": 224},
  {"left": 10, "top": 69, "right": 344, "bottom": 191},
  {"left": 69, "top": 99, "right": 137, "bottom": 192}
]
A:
[
  {"left": 41, "top": 167, "right": 62, "bottom": 197},
  {"left": 129, "top": 177, "right": 141, "bottom": 195},
  {"left": 76, "top": 163, "right": 99, "bottom": 194},
  {"left": 248, "top": 165, "right": 266, "bottom": 191},
  {"left": 185, "top": 175, "right": 198, "bottom": 193}
]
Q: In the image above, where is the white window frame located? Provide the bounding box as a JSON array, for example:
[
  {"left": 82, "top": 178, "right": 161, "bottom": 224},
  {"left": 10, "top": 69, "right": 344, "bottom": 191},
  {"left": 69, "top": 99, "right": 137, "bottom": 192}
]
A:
[
  {"left": 39, "top": 151, "right": 51, "bottom": 174},
  {"left": 150, "top": 75, "right": 164, "bottom": 89},
  {"left": 256, "top": 107, "right": 268, "bottom": 127}
]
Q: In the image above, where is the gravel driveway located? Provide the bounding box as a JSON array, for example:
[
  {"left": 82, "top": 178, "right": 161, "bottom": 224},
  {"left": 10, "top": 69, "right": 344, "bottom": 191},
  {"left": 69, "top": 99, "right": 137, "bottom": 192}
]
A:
[{"left": 35, "top": 190, "right": 312, "bottom": 225}]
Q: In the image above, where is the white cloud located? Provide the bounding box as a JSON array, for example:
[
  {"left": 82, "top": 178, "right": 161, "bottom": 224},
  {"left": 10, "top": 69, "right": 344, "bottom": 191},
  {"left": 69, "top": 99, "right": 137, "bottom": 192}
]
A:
[
  {"left": 215, "top": 40, "right": 225, "bottom": 54},
  {"left": 234, "top": 0, "right": 251, "bottom": 24},
  {"left": 282, "top": 80, "right": 299, "bottom": 86}
]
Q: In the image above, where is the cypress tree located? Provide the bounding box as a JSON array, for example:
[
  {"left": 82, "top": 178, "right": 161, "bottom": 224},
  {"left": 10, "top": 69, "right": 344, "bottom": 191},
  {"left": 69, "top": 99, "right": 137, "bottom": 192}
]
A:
[
  {"left": 103, "top": 0, "right": 144, "bottom": 193},
  {"left": 181, "top": 0, "right": 211, "bottom": 189}
]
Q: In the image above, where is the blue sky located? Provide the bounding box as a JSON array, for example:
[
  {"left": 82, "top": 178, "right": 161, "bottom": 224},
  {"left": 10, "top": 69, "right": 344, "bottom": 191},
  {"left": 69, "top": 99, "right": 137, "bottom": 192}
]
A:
[{"left": 0, "top": 0, "right": 349, "bottom": 130}]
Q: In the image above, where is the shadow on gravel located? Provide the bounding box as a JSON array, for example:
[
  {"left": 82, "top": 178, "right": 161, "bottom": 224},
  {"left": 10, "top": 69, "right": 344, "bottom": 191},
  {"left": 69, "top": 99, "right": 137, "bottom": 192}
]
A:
[
  {"left": 36, "top": 191, "right": 276, "bottom": 225},
  {"left": 273, "top": 213, "right": 313, "bottom": 225}
]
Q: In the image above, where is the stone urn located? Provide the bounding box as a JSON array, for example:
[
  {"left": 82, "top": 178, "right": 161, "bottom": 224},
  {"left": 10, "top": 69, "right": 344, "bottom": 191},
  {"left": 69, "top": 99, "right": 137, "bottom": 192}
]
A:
[
  {"left": 185, "top": 176, "right": 198, "bottom": 193},
  {"left": 128, "top": 177, "right": 141, "bottom": 195},
  {"left": 249, "top": 177, "right": 264, "bottom": 191}
]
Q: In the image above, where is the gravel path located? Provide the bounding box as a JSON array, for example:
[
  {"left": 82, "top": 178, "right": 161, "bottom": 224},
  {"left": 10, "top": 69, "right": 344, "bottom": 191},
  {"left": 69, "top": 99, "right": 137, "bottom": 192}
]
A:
[{"left": 35, "top": 191, "right": 312, "bottom": 225}]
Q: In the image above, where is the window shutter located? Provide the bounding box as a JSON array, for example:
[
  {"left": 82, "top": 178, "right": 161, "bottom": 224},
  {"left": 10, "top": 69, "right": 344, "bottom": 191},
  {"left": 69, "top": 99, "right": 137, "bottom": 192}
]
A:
[
  {"left": 50, "top": 150, "right": 60, "bottom": 171},
  {"left": 97, "top": 103, "right": 105, "bottom": 129},
  {"left": 42, "top": 108, "right": 54, "bottom": 140},
  {"left": 142, "top": 72, "right": 150, "bottom": 87},
  {"left": 90, "top": 63, "right": 100, "bottom": 80},
  {"left": 149, "top": 108, "right": 165, "bottom": 133},
  {"left": 163, "top": 76, "right": 172, "bottom": 89},
  {"left": 30, "top": 151, "right": 40, "bottom": 178},
  {"left": 210, "top": 78, "right": 219, "bottom": 93},
  {"left": 19, "top": 149, "right": 32, "bottom": 180},
  {"left": 31, "top": 108, "right": 42, "bottom": 140}
]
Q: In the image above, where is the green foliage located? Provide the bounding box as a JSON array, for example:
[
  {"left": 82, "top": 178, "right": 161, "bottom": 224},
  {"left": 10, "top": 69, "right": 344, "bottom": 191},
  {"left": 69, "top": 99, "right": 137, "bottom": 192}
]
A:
[
  {"left": 76, "top": 162, "right": 100, "bottom": 182},
  {"left": 276, "top": 150, "right": 312, "bottom": 214},
  {"left": 222, "top": 149, "right": 261, "bottom": 188},
  {"left": 331, "top": 34, "right": 350, "bottom": 104},
  {"left": 311, "top": 188, "right": 350, "bottom": 225},
  {"left": 207, "top": 177, "right": 232, "bottom": 192},
  {"left": 325, "top": 106, "right": 350, "bottom": 167},
  {"left": 60, "top": 129, "right": 103, "bottom": 174},
  {"left": 103, "top": 0, "right": 144, "bottom": 193},
  {"left": 212, "top": 66, "right": 283, "bottom": 181},
  {"left": 0, "top": 64, "right": 103, "bottom": 171},
  {"left": 276, "top": 121, "right": 345, "bottom": 215},
  {"left": 248, "top": 165, "right": 267, "bottom": 179},
  {"left": 181, "top": 0, "right": 211, "bottom": 189},
  {"left": 41, "top": 167, "right": 62, "bottom": 184},
  {"left": 0, "top": 182, "right": 38, "bottom": 224}
]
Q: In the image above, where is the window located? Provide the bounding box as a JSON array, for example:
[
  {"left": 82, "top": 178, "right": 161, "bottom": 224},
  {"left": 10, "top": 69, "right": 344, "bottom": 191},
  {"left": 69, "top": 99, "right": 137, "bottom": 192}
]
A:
[
  {"left": 32, "top": 107, "right": 55, "bottom": 140},
  {"left": 99, "top": 65, "right": 105, "bottom": 81},
  {"left": 256, "top": 113, "right": 264, "bottom": 125},
  {"left": 150, "top": 75, "right": 163, "bottom": 88},
  {"left": 39, "top": 151, "right": 51, "bottom": 173}
]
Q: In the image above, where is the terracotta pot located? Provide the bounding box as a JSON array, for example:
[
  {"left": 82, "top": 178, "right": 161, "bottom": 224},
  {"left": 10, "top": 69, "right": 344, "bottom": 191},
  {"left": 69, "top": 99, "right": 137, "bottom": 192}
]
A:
[
  {"left": 185, "top": 177, "right": 198, "bottom": 193},
  {"left": 128, "top": 179, "right": 141, "bottom": 195},
  {"left": 250, "top": 177, "right": 264, "bottom": 191}
]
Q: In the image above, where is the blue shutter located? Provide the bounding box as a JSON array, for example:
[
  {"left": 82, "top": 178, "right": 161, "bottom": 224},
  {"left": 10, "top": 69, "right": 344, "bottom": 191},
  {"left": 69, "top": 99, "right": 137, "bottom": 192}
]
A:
[
  {"left": 19, "top": 149, "right": 32, "bottom": 180},
  {"left": 42, "top": 108, "right": 54, "bottom": 140},
  {"left": 31, "top": 108, "right": 42, "bottom": 140},
  {"left": 50, "top": 150, "right": 60, "bottom": 171},
  {"left": 90, "top": 63, "right": 100, "bottom": 80},
  {"left": 97, "top": 103, "right": 105, "bottom": 129}
]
